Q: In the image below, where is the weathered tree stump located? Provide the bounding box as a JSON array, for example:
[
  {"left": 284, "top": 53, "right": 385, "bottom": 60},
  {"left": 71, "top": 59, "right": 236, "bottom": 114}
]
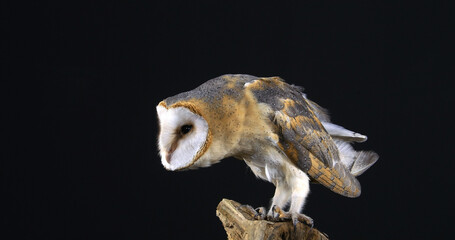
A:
[{"left": 216, "top": 199, "right": 329, "bottom": 240}]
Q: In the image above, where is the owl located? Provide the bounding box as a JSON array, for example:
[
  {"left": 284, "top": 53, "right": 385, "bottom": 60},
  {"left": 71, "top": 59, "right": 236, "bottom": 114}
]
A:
[{"left": 156, "top": 74, "right": 378, "bottom": 226}]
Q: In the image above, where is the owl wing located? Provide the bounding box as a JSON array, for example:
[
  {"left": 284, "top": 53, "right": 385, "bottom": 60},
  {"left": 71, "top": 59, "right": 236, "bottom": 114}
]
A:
[{"left": 246, "top": 77, "right": 361, "bottom": 197}]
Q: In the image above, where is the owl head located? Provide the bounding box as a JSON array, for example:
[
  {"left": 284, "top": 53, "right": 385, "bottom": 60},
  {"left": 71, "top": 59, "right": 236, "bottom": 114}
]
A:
[
  {"left": 156, "top": 75, "right": 261, "bottom": 171},
  {"left": 156, "top": 101, "right": 213, "bottom": 171}
]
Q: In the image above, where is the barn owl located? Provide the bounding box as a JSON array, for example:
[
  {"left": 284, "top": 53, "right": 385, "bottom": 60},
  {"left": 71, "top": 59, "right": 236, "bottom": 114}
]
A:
[{"left": 156, "top": 74, "right": 378, "bottom": 226}]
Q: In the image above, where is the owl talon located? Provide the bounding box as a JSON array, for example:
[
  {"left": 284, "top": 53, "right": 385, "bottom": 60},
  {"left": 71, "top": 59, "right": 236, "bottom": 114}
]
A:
[
  {"left": 237, "top": 204, "right": 268, "bottom": 220},
  {"left": 292, "top": 216, "right": 299, "bottom": 229},
  {"left": 267, "top": 205, "right": 288, "bottom": 221},
  {"left": 236, "top": 204, "right": 257, "bottom": 219},
  {"left": 295, "top": 213, "right": 314, "bottom": 227},
  {"left": 255, "top": 207, "right": 267, "bottom": 220},
  {"left": 267, "top": 206, "right": 314, "bottom": 227}
]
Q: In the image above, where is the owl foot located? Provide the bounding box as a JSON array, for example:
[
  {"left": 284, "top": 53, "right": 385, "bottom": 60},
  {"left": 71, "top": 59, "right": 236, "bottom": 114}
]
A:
[
  {"left": 292, "top": 212, "right": 314, "bottom": 228},
  {"left": 255, "top": 207, "right": 267, "bottom": 220},
  {"left": 268, "top": 205, "right": 314, "bottom": 228},
  {"left": 268, "top": 205, "right": 288, "bottom": 220},
  {"left": 236, "top": 204, "right": 267, "bottom": 220}
]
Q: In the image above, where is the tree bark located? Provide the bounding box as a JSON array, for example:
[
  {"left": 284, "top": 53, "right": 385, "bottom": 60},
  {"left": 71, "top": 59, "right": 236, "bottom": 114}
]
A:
[{"left": 216, "top": 199, "right": 329, "bottom": 240}]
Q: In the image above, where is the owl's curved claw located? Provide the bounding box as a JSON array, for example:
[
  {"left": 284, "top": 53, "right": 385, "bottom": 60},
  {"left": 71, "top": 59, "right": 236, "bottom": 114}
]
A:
[
  {"left": 236, "top": 204, "right": 256, "bottom": 218},
  {"left": 293, "top": 212, "right": 313, "bottom": 228},
  {"left": 255, "top": 207, "right": 267, "bottom": 220},
  {"left": 236, "top": 204, "right": 267, "bottom": 220},
  {"left": 268, "top": 205, "right": 314, "bottom": 227},
  {"left": 267, "top": 205, "right": 288, "bottom": 221}
]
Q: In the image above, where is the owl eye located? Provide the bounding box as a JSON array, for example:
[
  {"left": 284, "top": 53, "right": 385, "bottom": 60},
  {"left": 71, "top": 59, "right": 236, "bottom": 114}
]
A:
[{"left": 180, "top": 124, "right": 193, "bottom": 135}]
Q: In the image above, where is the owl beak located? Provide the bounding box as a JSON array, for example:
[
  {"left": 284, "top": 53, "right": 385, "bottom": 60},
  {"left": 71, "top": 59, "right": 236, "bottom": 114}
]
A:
[
  {"left": 165, "top": 141, "right": 179, "bottom": 163},
  {"left": 165, "top": 153, "right": 172, "bottom": 163}
]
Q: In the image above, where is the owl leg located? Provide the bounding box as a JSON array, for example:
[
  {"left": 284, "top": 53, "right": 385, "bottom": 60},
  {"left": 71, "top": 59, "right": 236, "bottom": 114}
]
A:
[
  {"left": 267, "top": 192, "right": 313, "bottom": 227},
  {"left": 288, "top": 196, "right": 313, "bottom": 227},
  {"left": 267, "top": 182, "right": 291, "bottom": 219},
  {"left": 288, "top": 171, "right": 313, "bottom": 227},
  {"left": 268, "top": 165, "right": 313, "bottom": 226}
]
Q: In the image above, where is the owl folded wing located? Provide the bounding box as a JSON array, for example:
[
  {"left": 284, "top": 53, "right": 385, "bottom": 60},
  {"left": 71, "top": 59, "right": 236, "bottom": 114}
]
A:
[{"left": 248, "top": 77, "right": 361, "bottom": 197}]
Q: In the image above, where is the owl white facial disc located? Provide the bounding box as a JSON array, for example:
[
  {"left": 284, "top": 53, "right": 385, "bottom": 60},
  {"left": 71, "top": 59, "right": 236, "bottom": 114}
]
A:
[{"left": 157, "top": 105, "right": 209, "bottom": 171}]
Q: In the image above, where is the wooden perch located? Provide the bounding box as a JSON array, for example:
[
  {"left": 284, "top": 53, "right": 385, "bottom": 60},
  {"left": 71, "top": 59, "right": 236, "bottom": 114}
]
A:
[{"left": 216, "top": 199, "right": 329, "bottom": 240}]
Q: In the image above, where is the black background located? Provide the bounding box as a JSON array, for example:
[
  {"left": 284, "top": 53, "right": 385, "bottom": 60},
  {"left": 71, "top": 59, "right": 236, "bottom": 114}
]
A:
[{"left": 2, "top": 1, "right": 453, "bottom": 239}]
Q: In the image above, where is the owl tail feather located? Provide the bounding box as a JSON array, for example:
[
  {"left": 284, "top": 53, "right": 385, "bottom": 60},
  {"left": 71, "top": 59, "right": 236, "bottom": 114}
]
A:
[
  {"left": 349, "top": 150, "right": 379, "bottom": 176},
  {"left": 322, "top": 122, "right": 379, "bottom": 177},
  {"left": 334, "top": 139, "right": 379, "bottom": 177}
]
